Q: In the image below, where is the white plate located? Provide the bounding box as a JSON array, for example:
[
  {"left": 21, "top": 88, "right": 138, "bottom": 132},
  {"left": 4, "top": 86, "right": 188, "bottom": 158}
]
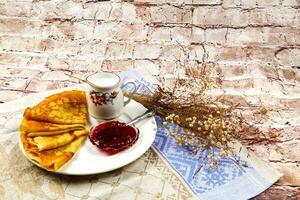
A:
[{"left": 19, "top": 100, "right": 157, "bottom": 175}]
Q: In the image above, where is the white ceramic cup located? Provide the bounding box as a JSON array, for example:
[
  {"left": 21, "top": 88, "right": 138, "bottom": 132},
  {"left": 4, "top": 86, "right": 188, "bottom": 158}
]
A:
[{"left": 85, "top": 72, "right": 137, "bottom": 120}]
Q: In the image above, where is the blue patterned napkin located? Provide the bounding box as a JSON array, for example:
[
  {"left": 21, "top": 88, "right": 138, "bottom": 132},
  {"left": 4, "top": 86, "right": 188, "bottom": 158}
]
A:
[{"left": 119, "top": 70, "right": 282, "bottom": 200}]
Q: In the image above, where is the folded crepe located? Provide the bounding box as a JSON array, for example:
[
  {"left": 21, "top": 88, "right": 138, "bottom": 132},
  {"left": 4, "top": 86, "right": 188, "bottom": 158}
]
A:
[
  {"left": 20, "top": 118, "right": 85, "bottom": 137},
  {"left": 26, "top": 129, "right": 88, "bottom": 151},
  {"left": 21, "top": 133, "right": 86, "bottom": 171},
  {"left": 27, "top": 128, "right": 84, "bottom": 137},
  {"left": 19, "top": 90, "right": 89, "bottom": 172},
  {"left": 23, "top": 90, "right": 88, "bottom": 125}
]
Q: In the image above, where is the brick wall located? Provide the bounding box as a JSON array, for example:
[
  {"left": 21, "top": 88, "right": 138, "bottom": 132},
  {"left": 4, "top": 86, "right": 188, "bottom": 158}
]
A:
[{"left": 0, "top": 0, "right": 299, "bottom": 199}]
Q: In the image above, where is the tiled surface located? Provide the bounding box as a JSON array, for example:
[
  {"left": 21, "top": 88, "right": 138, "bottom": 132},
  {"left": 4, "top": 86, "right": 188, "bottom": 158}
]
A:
[{"left": 0, "top": 0, "right": 299, "bottom": 199}]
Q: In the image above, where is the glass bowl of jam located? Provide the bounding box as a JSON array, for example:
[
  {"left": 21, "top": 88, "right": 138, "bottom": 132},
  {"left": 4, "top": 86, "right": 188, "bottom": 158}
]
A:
[{"left": 89, "top": 120, "right": 139, "bottom": 155}]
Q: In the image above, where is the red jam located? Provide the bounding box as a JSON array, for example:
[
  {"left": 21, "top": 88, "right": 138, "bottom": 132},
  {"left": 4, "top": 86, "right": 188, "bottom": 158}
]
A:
[{"left": 89, "top": 121, "right": 139, "bottom": 155}]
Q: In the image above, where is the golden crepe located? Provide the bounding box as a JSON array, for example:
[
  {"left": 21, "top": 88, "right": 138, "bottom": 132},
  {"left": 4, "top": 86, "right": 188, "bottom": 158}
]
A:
[
  {"left": 24, "top": 90, "right": 87, "bottom": 124},
  {"left": 27, "top": 128, "right": 83, "bottom": 137},
  {"left": 27, "top": 129, "right": 88, "bottom": 151},
  {"left": 21, "top": 133, "right": 86, "bottom": 171},
  {"left": 20, "top": 118, "right": 85, "bottom": 132},
  {"left": 20, "top": 118, "right": 85, "bottom": 137},
  {"left": 19, "top": 90, "right": 89, "bottom": 172}
]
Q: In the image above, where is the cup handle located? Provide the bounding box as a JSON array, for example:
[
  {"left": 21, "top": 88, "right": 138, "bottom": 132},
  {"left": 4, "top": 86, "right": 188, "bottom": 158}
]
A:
[{"left": 121, "top": 81, "right": 137, "bottom": 106}]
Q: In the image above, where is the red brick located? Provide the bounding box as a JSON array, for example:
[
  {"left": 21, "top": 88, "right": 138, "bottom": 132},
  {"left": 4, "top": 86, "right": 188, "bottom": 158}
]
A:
[
  {"left": 26, "top": 79, "right": 73, "bottom": 92},
  {"left": 135, "top": 5, "right": 151, "bottom": 22},
  {"left": 188, "top": 45, "right": 205, "bottom": 61},
  {"left": 0, "top": 78, "right": 29, "bottom": 90},
  {"left": 191, "top": 27, "right": 205, "bottom": 43},
  {"left": 252, "top": 186, "right": 297, "bottom": 200},
  {"left": 134, "top": 59, "right": 160, "bottom": 76},
  {"left": 114, "top": 23, "right": 149, "bottom": 42},
  {"left": 0, "top": 1, "right": 34, "bottom": 18},
  {"left": 227, "top": 28, "right": 264, "bottom": 45},
  {"left": 0, "top": 67, "right": 41, "bottom": 79},
  {"left": 257, "top": 0, "right": 281, "bottom": 6},
  {"left": 274, "top": 126, "right": 300, "bottom": 142},
  {"left": 0, "top": 52, "right": 48, "bottom": 70},
  {"left": 279, "top": 68, "right": 299, "bottom": 82},
  {"left": 190, "top": 0, "right": 221, "bottom": 4},
  {"left": 279, "top": 98, "right": 300, "bottom": 109},
  {"left": 263, "top": 27, "right": 300, "bottom": 46},
  {"left": 148, "top": 27, "right": 171, "bottom": 43},
  {"left": 218, "top": 95, "right": 249, "bottom": 107},
  {"left": 0, "top": 18, "right": 43, "bottom": 36},
  {"left": 0, "top": 90, "right": 27, "bottom": 103},
  {"left": 160, "top": 45, "right": 185, "bottom": 60},
  {"left": 271, "top": 163, "right": 300, "bottom": 186},
  {"left": 222, "top": 0, "right": 240, "bottom": 8},
  {"left": 101, "top": 60, "right": 134, "bottom": 71},
  {"left": 47, "top": 57, "right": 103, "bottom": 72},
  {"left": 282, "top": 0, "right": 299, "bottom": 6},
  {"left": 171, "top": 27, "right": 192, "bottom": 45},
  {"left": 240, "top": 0, "right": 256, "bottom": 8},
  {"left": 41, "top": 70, "right": 70, "bottom": 81},
  {"left": 276, "top": 48, "right": 300, "bottom": 67},
  {"left": 105, "top": 42, "right": 134, "bottom": 59},
  {"left": 205, "top": 28, "right": 227, "bottom": 44},
  {"left": 133, "top": 44, "right": 161, "bottom": 59},
  {"left": 222, "top": 79, "right": 255, "bottom": 89},
  {"left": 150, "top": 5, "right": 192, "bottom": 24},
  {"left": 277, "top": 141, "right": 300, "bottom": 161},
  {"left": 212, "top": 46, "right": 247, "bottom": 61},
  {"left": 193, "top": 7, "right": 226, "bottom": 26},
  {"left": 264, "top": 8, "right": 300, "bottom": 27}
]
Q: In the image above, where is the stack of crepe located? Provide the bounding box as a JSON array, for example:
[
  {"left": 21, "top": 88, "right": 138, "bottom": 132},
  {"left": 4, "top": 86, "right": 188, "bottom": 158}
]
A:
[{"left": 19, "top": 90, "right": 88, "bottom": 171}]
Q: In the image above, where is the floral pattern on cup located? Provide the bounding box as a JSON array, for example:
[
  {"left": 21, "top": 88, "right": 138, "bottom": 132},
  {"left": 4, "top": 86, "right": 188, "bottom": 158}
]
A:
[{"left": 90, "top": 91, "right": 118, "bottom": 106}]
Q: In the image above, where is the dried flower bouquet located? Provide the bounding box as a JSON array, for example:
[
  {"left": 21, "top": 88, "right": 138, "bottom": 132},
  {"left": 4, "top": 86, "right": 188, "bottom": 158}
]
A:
[{"left": 124, "top": 61, "right": 267, "bottom": 174}]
